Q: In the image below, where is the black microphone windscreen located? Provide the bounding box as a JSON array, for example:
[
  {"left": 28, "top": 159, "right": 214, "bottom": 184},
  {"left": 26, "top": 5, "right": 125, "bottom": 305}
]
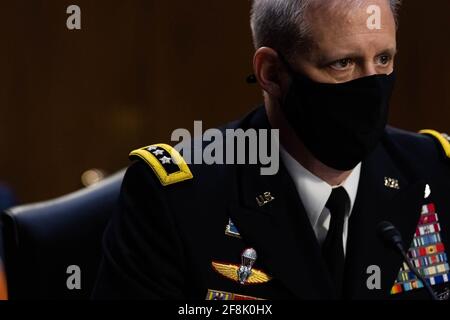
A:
[{"left": 377, "top": 220, "right": 403, "bottom": 247}]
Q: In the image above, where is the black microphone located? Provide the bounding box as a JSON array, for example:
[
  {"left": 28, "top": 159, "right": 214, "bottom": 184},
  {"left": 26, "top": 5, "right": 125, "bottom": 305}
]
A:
[{"left": 377, "top": 221, "right": 439, "bottom": 300}]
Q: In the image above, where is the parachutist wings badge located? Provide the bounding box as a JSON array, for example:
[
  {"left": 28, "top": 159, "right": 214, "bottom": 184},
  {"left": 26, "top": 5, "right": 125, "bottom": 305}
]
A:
[
  {"left": 212, "top": 248, "right": 271, "bottom": 285},
  {"left": 211, "top": 262, "right": 271, "bottom": 284}
]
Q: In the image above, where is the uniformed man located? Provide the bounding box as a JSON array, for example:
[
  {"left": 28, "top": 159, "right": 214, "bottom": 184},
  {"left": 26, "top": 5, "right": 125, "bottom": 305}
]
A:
[{"left": 93, "top": 0, "right": 450, "bottom": 300}]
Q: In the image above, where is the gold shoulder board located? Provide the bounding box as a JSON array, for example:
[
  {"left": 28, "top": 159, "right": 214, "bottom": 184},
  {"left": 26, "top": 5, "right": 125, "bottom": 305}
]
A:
[
  {"left": 129, "top": 144, "right": 193, "bottom": 186},
  {"left": 419, "top": 129, "right": 450, "bottom": 159}
]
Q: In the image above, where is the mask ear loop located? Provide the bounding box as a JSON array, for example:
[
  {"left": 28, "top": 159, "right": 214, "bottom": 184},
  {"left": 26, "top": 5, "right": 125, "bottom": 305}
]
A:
[
  {"left": 245, "top": 51, "right": 302, "bottom": 113},
  {"left": 275, "top": 52, "right": 300, "bottom": 107},
  {"left": 246, "top": 51, "right": 295, "bottom": 84},
  {"left": 276, "top": 52, "right": 297, "bottom": 75}
]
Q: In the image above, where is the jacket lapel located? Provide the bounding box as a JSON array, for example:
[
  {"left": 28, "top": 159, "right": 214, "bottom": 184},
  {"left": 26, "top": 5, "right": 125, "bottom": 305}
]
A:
[
  {"left": 344, "top": 138, "right": 426, "bottom": 299},
  {"left": 228, "top": 162, "right": 335, "bottom": 299},
  {"left": 226, "top": 107, "right": 335, "bottom": 299}
]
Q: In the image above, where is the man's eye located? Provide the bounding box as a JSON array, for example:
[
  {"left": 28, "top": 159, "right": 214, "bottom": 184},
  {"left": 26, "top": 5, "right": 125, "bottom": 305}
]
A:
[
  {"left": 377, "top": 55, "right": 392, "bottom": 66},
  {"left": 329, "top": 58, "right": 354, "bottom": 71}
]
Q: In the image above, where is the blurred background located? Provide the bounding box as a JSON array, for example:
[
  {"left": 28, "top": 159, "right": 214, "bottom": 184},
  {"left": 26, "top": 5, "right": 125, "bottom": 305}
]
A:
[{"left": 1, "top": 0, "right": 449, "bottom": 205}]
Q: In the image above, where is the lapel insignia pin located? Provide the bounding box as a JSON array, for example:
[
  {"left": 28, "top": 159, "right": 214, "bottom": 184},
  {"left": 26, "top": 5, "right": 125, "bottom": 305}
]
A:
[
  {"left": 225, "top": 218, "right": 241, "bottom": 238},
  {"left": 424, "top": 184, "right": 431, "bottom": 199},
  {"left": 384, "top": 177, "right": 400, "bottom": 190},
  {"left": 211, "top": 248, "right": 271, "bottom": 285},
  {"left": 256, "top": 192, "right": 275, "bottom": 207}
]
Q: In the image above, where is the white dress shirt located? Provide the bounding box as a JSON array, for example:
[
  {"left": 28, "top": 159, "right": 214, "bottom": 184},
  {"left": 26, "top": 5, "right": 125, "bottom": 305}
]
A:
[{"left": 280, "top": 147, "right": 361, "bottom": 255}]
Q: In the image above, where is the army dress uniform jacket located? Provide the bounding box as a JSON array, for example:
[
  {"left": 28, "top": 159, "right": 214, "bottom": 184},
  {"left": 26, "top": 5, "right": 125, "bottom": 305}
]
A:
[{"left": 93, "top": 107, "right": 450, "bottom": 300}]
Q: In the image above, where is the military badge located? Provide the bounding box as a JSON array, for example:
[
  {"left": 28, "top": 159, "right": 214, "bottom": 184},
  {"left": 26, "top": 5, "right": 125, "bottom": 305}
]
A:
[
  {"left": 205, "top": 289, "right": 263, "bottom": 300},
  {"left": 256, "top": 192, "right": 275, "bottom": 207},
  {"left": 424, "top": 184, "right": 431, "bottom": 199},
  {"left": 211, "top": 248, "right": 271, "bottom": 285},
  {"left": 391, "top": 202, "right": 450, "bottom": 298},
  {"left": 129, "top": 144, "right": 193, "bottom": 186},
  {"left": 384, "top": 177, "right": 400, "bottom": 190},
  {"left": 436, "top": 287, "right": 450, "bottom": 300},
  {"left": 225, "top": 218, "right": 241, "bottom": 238}
]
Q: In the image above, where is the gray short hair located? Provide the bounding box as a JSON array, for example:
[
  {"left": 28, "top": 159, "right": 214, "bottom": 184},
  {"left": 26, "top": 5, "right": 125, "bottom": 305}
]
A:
[{"left": 250, "top": 0, "right": 401, "bottom": 57}]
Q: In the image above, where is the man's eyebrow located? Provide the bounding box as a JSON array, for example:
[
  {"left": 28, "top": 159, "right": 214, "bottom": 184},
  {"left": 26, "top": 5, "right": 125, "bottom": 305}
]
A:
[{"left": 376, "top": 48, "right": 398, "bottom": 56}]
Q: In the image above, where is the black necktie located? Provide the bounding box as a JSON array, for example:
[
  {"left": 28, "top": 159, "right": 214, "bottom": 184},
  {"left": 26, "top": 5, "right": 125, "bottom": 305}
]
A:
[{"left": 322, "top": 187, "right": 349, "bottom": 298}]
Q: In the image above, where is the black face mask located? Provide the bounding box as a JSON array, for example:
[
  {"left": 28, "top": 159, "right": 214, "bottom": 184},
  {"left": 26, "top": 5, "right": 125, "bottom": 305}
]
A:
[{"left": 282, "top": 64, "right": 396, "bottom": 171}]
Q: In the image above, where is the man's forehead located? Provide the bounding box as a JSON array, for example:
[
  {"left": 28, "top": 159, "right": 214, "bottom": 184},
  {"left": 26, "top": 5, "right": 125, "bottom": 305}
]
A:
[
  {"left": 307, "top": 0, "right": 390, "bottom": 14},
  {"left": 310, "top": 0, "right": 392, "bottom": 21},
  {"left": 307, "top": 0, "right": 396, "bottom": 44}
]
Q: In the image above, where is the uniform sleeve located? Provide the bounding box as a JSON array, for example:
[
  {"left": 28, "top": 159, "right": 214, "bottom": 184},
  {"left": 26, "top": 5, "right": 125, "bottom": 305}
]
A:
[{"left": 91, "top": 161, "right": 187, "bottom": 299}]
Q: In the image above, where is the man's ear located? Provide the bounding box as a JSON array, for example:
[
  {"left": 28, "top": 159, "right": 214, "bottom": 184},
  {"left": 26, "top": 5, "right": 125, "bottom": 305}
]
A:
[{"left": 253, "top": 47, "right": 290, "bottom": 99}]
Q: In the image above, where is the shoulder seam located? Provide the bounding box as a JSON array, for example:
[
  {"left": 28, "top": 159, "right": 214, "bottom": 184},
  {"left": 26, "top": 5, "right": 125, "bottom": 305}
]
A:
[
  {"left": 129, "top": 144, "right": 193, "bottom": 186},
  {"left": 419, "top": 129, "right": 450, "bottom": 159}
]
